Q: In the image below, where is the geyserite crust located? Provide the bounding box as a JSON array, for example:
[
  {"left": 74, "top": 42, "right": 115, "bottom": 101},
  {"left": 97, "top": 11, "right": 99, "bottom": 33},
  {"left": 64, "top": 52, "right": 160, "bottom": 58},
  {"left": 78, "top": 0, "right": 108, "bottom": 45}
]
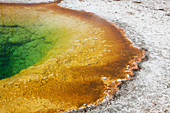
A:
[{"left": 0, "top": 3, "right": 145, "bottom": 112}]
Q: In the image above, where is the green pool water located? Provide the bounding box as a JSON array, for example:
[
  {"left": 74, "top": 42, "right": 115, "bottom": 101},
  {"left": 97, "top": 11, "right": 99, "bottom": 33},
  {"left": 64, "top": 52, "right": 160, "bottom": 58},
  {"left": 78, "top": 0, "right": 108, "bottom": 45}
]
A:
[
  {"left": 0, "top": 4, "right": 74, "bottom": 80},
  {"left": 0, "top": 25, "right": 53, "bottom": 79},
  {"left": 0, "top": 24, "right": 54, "bottom": 80}
]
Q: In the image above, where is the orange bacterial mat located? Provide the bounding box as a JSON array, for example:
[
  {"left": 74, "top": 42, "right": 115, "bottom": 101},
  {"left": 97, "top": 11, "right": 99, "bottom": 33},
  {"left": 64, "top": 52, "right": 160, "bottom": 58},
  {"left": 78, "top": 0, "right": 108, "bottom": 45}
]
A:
[{"left": 0, "top": 3, "right": 145, "bottom": 112}]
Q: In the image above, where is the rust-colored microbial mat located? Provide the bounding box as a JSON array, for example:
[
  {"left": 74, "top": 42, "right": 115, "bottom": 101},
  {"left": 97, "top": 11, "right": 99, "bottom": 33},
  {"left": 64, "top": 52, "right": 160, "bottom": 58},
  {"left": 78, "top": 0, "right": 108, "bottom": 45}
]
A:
[{"left": 0, "top": 3, "right": 145, "bottom": 112}]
